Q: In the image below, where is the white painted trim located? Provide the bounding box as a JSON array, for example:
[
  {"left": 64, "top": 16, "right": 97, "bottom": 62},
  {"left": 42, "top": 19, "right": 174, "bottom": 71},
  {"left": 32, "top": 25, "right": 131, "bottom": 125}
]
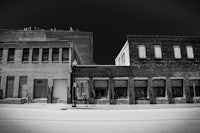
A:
[
  {"left": 188, "top": 77, "right": 200, "bottom": 80},
  {"left": 152, "top": 77, "right": 167, "bottom": 80},
  {"left": 170, "top": 77, "right": 184, "bottom": 79},
  {"left": 76, "top": 77, "right": 90, "bottom": 80},
  {"left": 113, "top": 77, "right": 129, "bottom": 80},
  {"left": 93, "top": 77, "right": 109, "bottom": 80},
  {"left": 133, "top": 77, "right": 148, "bottom": 80}
]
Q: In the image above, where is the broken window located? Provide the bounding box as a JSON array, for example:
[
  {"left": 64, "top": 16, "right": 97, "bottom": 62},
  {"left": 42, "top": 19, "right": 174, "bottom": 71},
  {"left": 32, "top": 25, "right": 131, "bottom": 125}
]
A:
[
  {"left": 171, "top": 79, "right": 183, "bottom": 98},
  {"left": 189, "top": 79, "right": 200, "bottom": 97},
  {"left": 154, "top": 45, "right": 162, "bottom": 59},
  {"left": 32, "top": 48, "right": 39, "bottom": 62},
  {"left": 7, "top": 48, "right": 15, "bottom": 62},
  {"left": 94, "top": 80, "right": 108, "bottom": 99},
  {"left": 138, "top": 45, "right": 146, "bottom": 59},
  {"left": 22, "top": 48, "right": 29, "bottom": 62},
  {"left": 186, "top": 46, "right": 194, "bottom": 59},
  {"left": 0, "top": 48, "right": 3, "bottom": 62},
  {"left": 173, "top": 46, "right": 181, "bottom": 59},
  {"left": 114, "top": 80, "right": 128, "bottom": 99},
  {"left": 62, "top": 48, "right": 69, "bottom": 62},
  {"left": 42, "top": 48, "right": 49, "bottom": 62},
  {"left": 153, "top": 79, "right": 166, "bottom": 97},
  {"left": 52, "top": 48, "right": 59, "bottom": 62},
  {"left": 134, "top": 80, "right": 148, "bottom": 100}
]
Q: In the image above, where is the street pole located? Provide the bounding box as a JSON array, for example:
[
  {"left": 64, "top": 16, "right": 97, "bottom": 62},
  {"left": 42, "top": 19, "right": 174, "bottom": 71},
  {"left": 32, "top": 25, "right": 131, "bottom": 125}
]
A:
[
  {"left": 72, "top": 60, "right": 77, "bottom": 107},
  {"left": 193, "top": 83, "right": 196, "bottom": 103}
]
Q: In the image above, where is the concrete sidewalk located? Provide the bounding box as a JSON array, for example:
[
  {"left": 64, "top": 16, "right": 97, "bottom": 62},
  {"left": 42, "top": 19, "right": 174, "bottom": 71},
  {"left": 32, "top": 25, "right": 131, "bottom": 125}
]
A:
[{"left": 0, "top": 103, "right": 200, "bottom": 110}]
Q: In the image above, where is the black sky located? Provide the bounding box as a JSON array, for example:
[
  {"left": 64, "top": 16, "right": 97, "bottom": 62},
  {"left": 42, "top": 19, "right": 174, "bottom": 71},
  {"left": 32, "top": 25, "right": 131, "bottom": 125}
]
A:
[{"left": 0, "top": 0, "right": 200, "bottom": 64}]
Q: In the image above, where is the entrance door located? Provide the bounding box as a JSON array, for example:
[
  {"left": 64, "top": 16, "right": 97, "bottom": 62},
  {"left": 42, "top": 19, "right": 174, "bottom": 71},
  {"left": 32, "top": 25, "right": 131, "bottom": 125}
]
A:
[
  {"left": 6, "top": 76, "right": 14, "bottom": 98},
  {"left": 34, "top": 79, "right": 48, "bottom": 98},
  {"left": 19, "top": 76, "right": 27, "bottom": 98},
  {"left": 53, "top": 79, "right": 68, "bottom": 101}
]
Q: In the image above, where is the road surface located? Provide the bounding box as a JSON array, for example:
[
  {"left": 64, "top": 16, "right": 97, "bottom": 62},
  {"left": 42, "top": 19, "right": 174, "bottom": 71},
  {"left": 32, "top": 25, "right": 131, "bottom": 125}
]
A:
[{"left": 0, "top": 106, "right": 200, "bottom": 133}]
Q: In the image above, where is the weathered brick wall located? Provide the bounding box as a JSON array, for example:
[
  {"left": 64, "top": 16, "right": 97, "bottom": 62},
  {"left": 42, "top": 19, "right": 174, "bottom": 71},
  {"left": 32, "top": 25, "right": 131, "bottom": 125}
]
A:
[{"left": 0, "top": 41, "right": 71, "bottom": 100}]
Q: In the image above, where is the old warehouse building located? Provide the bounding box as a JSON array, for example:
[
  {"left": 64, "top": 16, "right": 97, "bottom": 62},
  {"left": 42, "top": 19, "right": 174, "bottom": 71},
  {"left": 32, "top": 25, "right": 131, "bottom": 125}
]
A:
[
  {"left": 0, "top": 28, "right": 200, "bottom": 105},
  {"left": 0, "top": 28, "right": 93, "bottom": 103},
  {"left": 74, "top": 35, "right": 200, "bottom": 104}
]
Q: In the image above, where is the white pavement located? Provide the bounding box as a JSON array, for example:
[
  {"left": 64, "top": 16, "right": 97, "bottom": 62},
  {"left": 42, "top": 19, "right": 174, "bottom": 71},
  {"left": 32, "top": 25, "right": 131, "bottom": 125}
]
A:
[{"left": 0, "top": 104, "right": 200, "bottom": 133}]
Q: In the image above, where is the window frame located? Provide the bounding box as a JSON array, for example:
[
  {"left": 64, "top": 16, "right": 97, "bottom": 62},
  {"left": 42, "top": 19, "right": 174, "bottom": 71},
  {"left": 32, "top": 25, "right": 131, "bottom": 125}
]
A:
[
  {"left": 154, "top": 45, "right": 162, "bottom": 59},
  {"left": 42, "top": 48, "right": 49, "bottom": 62},
  {"left": 138, "top": 45, "right": 147, "bottom": 59},
  {"left": 32, "top": 48, "right": 40, "bottom": 62},
  {"left": 62, "top": 48, "right": 69, "bottom": 62},
  {"left": 173, "top": 45, "right": 182, "bottom": 59},
  {"left": 7, "top": 48, "right": 15, "bottom": 62},
  {"left": 22, "top": 48, "right": 30, "bottom": 62},
  {"left": 52, "top": 48, "right": 59, "bottom": 62},
  {"left": 186, "top": 45, "right": 194, "bottom": 59}
]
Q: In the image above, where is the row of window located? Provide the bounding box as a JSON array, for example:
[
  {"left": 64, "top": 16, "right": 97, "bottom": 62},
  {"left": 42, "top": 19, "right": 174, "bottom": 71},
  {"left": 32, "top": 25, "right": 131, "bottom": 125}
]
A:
[
  {"left": 0, "top": 47, "right": 69, "bottom": 63},
  {"left": 92, "top": 78, "right": 200, "bottom": 100},
  {"left": 138, "top": 45, "right": 194, "bottom": 59}
]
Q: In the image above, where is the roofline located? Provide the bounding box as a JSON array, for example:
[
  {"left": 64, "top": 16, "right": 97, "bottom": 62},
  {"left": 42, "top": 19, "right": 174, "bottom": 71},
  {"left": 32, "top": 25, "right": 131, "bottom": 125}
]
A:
[
  {"left": 76, "top": 65, "right": 130, "bottom": 67},
  {"left": 127, "top": 34, "right": 200, "bottom": 38},
  {"left": 0, "top": 40, "right": 73, "bottom": 43}
]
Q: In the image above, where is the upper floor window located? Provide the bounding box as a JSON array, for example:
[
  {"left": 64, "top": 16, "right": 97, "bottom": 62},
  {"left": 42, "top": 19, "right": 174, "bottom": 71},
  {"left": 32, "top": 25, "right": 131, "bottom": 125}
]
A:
[
  {"left": 154, "top": 45, "right": 162, "bottom": 59},
  {"left": 138, "top": 45, "right": 146, "bottom": 59},
  {"left": 52, "top": 48, "right": 59, "bottom": 62},
  {"left": 32, "top": 48, "right": 39, "bottom": 62},
  {"left": 42, "top": 48, "right": 49, "bottom": 62},
  {"left": 0, "top": 48, "right": 3, "bottom": 62},
  {"left": 7, "top": 48, "right": 15, "bottom": 62},
  {"left": 186, "top": 46, "right": 194, "bottom": 59},
  {"left": 173, "top": 46, "right": 181, "bottom": 59},
  {"left": 62, "top": 48, "right": 69, "bottom": 62},
  {"left": 22, "top": 48, "right": 30, "bottom": 62}
]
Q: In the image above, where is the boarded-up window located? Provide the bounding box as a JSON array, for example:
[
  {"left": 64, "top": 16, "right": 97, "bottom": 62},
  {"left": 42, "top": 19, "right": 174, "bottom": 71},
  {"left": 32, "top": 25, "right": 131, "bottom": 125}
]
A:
[
  {"left": 6, "top": 76, "right": 14, "bottom": 98},
  {"left": 189, "top": 79, "right": 200, "bottom": 97},
  {"left": 173, "top": 46, "right": 181, "bottom": 59},
  {"left": 138, "top": 45, "right": 146, "bottom": 59},
  {"left": 0, "top": 48, "right": 3, "bottom": 62},
  {"left": 7, "top": 48, "right": 15, "bottom": 62},
  {"left": 134, "top": 80, "right": 148, "bottom": 99},
  {"left": 62, "top": 48, "right": 69, "bottom": 62},
  {"left": 22, "top": 48, "right": 29, "bottom": 62},
  {"left": 186, "top": 46, "right": 194, "bottom": 59},
  {"left": 171, "top": 79, "right": 183, "bottom": 97},
  {"left": 52, "top": 48, "right": 59, "bottom": 61},
  {"left": 32, "top": 48, "right": 39, "bottom": 62},
  {"left": 18, "top": 76, "right": 27, "bottom": 98},
  {"left": 42, "top": 48, "right": 49, "bottom": 62},
  {"left": 94, "top": 80, "right": 108, "bottom": 99},
  {"left": 34, "top": 79, "right": 47, "bottom": 98},
  {"left": 154, "top": 45, "right": 162, "bottom": 59},
  {"left": 153, "top": 79, "right": 165, "bottom": 97},
  {"left": 114, "top": 80, "right": 128, "bottom": 99}
]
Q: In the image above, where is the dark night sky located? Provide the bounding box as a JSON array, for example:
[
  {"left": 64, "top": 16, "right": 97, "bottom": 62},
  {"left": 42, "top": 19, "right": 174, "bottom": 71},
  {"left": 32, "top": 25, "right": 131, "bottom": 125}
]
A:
[{"left": 0, "top": 0, "right": 200, "bottom": 64}]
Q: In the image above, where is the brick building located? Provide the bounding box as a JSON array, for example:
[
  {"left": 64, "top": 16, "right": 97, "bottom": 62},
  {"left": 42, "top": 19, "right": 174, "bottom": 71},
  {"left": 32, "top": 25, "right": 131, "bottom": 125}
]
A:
[
  {"left": 0, "top": 28, "right": 93, "bottom": 103},
  {"left": 74, "top": 35, "right": 200, "bottom": 104}
]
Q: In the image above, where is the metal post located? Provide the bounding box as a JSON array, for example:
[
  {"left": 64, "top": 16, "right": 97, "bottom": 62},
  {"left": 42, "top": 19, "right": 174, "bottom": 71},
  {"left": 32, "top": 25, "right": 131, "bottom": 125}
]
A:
[
  {"left": 193, "top": 83, "right": 196, "bottom": 103},
  {"left": 72, "top": 60, "right": 77, "bottom": 107}
]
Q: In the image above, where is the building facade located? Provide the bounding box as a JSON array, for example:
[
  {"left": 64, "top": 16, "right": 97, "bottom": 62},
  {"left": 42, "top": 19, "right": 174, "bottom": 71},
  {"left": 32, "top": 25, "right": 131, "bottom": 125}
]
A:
[
  {"left": 74, "top": 35, "right": 200, "bottom": 104},
  {"left": 0, "top": 29, "right": 93, "bottom": 103}
]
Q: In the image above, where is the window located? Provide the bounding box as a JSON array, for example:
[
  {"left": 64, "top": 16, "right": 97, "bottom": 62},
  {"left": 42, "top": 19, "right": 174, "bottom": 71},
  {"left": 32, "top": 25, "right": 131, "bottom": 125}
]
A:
[
  {"left": 6, "top": 76, "right": 14, "bottom": 98},
  {"left": 94, "top": 80, "right": 108, "bottom": 99},
  {"left": 62, "top": 48, "right": 69, "bottom": 62},
  {"left": 32, "top": 48, "right": 39, "bottom": 62},
  {"left": 173, "top": 46, "right": 181, "bottom": 59},
  {"left": 22, "top": 48, "right": 29, "bottom": 62},
  {"left": 7, "top": 48, "right": 15, "bottom": 62},
  {"left": 52, "top": 48, "right": 59, "bottom": 62},
  {"left": 189, "top": 79, "right": 200, "bottom": 97},
  {"left": 138, "top": 45, "right": 146, "bottom": 59},
  {"left": 153, "top": 79, "right": 166, "bottom": 97},
  {"left": 0, "top": 48, "right": 3, "bottom": 62},
  {"left": 114, "top": 80, "right": 128, "bottom": 99},
  {"left": 186, "top": 46, "right": 194, "bottom": 59},
  {"left": 171, "top": 79, "right": 183, "bottom": 98},
  {"left": 42, "top": 48, "right": 49, "bottom": 62},
  {"left": 134, "top": 80, "right": 148, "bottom": 100},
  {"left": 154, "top": 45, "right": 162, "bottom": 59}
]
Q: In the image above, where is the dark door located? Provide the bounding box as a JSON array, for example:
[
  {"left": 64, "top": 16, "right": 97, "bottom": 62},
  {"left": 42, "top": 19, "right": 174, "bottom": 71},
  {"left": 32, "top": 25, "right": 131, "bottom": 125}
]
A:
[
  {"left": 19, "top": 76, "right": 27, "bottom": 98},
  {"left": 6, "top": 76, "right": 14, "bottom": 98},
  {"left": 34, "top": 79, "right": 48, "bottom": 98}
]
